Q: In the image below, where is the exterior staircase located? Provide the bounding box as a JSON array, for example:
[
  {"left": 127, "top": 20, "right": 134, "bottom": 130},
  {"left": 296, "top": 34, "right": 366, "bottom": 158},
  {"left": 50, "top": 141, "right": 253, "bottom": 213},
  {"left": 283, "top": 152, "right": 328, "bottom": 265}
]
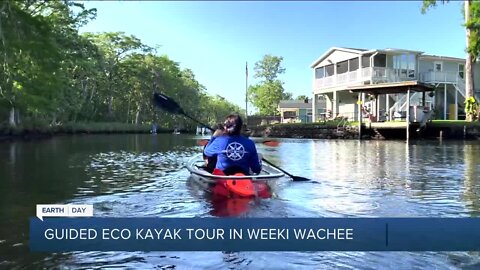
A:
[
  {"left": 336, "top": 117, "right": 349, "bottom": 136},
  {"left": 389, "top": 92, "right": 421, "bottom": 120}
]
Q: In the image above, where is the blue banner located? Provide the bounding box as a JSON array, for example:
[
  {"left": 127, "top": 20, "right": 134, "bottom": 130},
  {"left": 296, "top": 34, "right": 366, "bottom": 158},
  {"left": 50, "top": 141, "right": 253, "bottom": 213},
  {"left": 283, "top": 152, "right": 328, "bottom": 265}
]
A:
[{"left": 29, "top": 218, "right": 480, "bottom": 251}]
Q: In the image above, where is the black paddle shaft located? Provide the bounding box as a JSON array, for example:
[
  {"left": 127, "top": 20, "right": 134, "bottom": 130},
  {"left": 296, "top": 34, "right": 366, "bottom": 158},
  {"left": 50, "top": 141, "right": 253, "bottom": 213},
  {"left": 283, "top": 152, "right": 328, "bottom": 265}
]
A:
[
  {"left": 152, "top": 92, "right": 311, "bottom": 182},
  {"left": 153, "top": 92, "right": 214, "bottom": 131}
]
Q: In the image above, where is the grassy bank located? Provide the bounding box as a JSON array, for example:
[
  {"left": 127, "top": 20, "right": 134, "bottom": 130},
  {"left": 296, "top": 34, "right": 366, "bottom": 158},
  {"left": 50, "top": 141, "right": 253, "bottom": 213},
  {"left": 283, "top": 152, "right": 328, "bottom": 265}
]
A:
[{"left": 0, "top": 121, "right": 171, "bottom": 140}]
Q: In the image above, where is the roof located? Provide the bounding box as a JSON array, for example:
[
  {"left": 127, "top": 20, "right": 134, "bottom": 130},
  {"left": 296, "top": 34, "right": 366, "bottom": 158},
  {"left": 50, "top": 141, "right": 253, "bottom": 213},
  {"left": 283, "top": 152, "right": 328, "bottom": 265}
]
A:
[
  {"left": 342, "top": 47, "right": 368, "bottom": 52},
  {"left": 310, "top": 47, "right": 426, "bottom": 68},
  {"left": 347, "top": 81, "right": 435, "bottom": 95},
  {"left": 419, "top": 54, "right": 465, "bottom": 62},
  {"left": 380, "top": 48, "right": 424, "bottom": 54},
  {"left": 278, "top": 99, "right": 312, "bottom": 109},
  {"left": 310, "top": 47, "right": 367, "bottom": 68}
]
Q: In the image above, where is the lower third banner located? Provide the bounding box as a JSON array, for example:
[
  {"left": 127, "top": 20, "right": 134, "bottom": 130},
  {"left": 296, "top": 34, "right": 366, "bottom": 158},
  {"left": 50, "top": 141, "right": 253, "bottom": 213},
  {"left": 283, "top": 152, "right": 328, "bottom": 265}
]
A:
[{"left": 29, "top": 218, "right": 480, "bottom": 252}]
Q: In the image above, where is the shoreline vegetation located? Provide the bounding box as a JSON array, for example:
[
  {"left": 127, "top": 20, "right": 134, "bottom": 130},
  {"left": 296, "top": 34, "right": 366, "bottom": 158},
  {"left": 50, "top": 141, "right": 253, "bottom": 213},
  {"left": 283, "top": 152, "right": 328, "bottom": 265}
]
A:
[
  {"left": 2, "top": 120, "right": 480, "bottom": 142},
  {"left": 0, "top": 122, "right": 156, "bottom": 141}
]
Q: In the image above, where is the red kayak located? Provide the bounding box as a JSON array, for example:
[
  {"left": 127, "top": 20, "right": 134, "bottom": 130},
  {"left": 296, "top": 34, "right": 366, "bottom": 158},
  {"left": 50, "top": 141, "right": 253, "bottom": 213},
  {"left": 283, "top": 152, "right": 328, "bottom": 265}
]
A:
[{"left": 186, "top": 154, "right": 284, "bottom": 199}]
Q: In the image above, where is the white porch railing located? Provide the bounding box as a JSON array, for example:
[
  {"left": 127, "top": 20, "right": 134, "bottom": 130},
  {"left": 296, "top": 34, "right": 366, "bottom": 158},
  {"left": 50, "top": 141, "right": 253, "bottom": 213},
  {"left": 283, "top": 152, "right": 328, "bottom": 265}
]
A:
[
  {"left": 419, "top": 71, "right": 459, "bottom": 84},
  {"left": 313, "top": 67, "right": 416, "bottom": 92}
]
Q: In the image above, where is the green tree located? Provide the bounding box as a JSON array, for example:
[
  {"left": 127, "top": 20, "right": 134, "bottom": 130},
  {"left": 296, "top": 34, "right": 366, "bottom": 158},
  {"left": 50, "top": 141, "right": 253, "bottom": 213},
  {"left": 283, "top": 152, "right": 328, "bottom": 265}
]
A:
[
  {"left": 254, "top": 54, "right": 286, "bottom": 82},
  {"left": 84, "top": 32, "right": 151, "bottom": 120},
  {"left": 422, "top": 0, "right": 480, "bottom": 121},
  {"left": 296, "top": 95, "right": 309, "bottom": 101},
  {"left": 0, "top": 1, "right": 243, "bottom": 133},
  {"left": 0, "top": 0, "right": 97, "bottom": 126},
  {"left": 248, "top": 55, "right": 290, "bottom": 115}
]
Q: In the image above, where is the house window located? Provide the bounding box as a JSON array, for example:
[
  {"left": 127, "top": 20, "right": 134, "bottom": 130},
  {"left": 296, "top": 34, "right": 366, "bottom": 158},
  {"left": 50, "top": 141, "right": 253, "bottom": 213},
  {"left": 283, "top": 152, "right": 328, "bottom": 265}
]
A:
[
  {"left": 393, "top": 54, "right": 416, "bottom": 78},
  {"left": 459, "top": 64, "right": 465, "bottom": 79},
  {"left": 315, "top": 67, "right": 325, "bottom": 79},
  {"left": 361, "top": 55, "right": 370, "bottom": 68},
  {"left": 325, "top": 64, "right": 334, "bottom": 77},
  {"left": 283, "top": 111, "right": 296, "bottom": 118},
  {"left": 434, "top": 61, "right": 443, "bottom": 72},
  {"left": 349, "top": 58, "right": 359, "bottom": 71},
  {"left": 337, "top": 60, "right": 348, "bottom": 74},
  {"left": 408, "top": 54, "right": 416, "bottom": 78},
  {"left": 374, "top": 54, "right": 386, "bottom": 67}
]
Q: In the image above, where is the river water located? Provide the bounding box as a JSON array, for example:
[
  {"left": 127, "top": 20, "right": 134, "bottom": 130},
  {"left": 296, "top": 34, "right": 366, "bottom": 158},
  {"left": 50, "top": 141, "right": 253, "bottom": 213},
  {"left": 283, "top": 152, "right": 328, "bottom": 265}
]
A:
[{"left": 1, "top": 134, "right": 480, "bottom": 269}]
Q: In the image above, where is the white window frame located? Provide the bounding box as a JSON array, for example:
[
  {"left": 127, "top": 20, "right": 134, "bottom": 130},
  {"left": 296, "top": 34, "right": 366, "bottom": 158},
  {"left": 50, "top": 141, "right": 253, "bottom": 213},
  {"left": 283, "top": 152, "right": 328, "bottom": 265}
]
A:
[
  {"left": 434, "top": 61, "right": 443, "bottom": 72},
  {"left": 458, "top": 63, "right": 465, "bottom": 79}
]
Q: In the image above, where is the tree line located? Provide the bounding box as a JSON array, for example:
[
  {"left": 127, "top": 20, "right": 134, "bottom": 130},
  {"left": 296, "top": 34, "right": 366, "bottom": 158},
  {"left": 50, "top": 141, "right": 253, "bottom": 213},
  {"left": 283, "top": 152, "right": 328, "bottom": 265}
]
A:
[
  {"left": 0, "top": 1, "right": 243, "bottom": 131},
  {"left": 423, "top": 0, "right": 480, "bottom": 121}
]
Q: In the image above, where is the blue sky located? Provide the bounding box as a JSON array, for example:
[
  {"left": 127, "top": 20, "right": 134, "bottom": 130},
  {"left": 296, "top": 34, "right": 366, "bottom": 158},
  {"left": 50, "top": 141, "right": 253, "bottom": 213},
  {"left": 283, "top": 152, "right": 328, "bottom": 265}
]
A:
[{"left": 80, "top": 1, "right": 465, "bottom": 112}]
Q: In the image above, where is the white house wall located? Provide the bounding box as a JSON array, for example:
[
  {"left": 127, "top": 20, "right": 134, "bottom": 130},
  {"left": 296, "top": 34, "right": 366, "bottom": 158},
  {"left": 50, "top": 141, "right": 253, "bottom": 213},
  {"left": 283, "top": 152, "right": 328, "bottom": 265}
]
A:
[
  {"left": 418, "top": 59, "right": 462, "bottom": 73},
  {"left": 315, "top": 50, "right": 361, "bottom": 68},
  {"left": 443, "top": 61, "right": 462, "bottom": 73},
  {"left": 337, "top": 91, "right": 358, "bottom": 119},
  {"left": 473, "top": 62, "right": 480, "bottom": 92},
  {"left": 418, "top": 61, "right": 433, "bottom": 73}
]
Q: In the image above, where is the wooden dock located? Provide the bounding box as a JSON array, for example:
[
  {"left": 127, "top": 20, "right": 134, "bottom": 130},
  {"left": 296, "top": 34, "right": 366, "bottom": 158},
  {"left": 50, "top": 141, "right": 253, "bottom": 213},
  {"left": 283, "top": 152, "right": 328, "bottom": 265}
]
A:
[{"left": 363, "top": 121, "right": 421, "bottom": 140}]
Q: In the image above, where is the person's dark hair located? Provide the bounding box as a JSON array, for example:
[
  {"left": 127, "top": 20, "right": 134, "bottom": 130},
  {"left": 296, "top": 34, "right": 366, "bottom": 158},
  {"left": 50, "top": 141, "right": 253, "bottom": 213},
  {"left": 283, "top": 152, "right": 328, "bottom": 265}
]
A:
[{"left": 224, "top": 114, "right": 243, "bottom": 135}]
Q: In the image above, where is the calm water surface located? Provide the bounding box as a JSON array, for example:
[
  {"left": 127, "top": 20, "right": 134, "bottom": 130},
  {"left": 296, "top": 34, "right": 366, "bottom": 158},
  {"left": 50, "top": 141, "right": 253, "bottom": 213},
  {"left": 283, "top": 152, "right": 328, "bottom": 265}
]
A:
[{"left": 1, "top": 134, "right": 480, "bottom": 269}]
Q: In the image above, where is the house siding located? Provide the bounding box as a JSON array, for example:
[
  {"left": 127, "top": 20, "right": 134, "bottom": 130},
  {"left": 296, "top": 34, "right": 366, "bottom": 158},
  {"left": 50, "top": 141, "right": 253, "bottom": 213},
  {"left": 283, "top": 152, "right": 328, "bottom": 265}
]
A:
[
  {"left": 418, "top": 61, "right": 433, "bottom": 73},
  {"left": 419, "top": 59, "right": 462, "bottom": 73},
  {"left": 443, "top": 61, "right": 461, "bottom": 73}
]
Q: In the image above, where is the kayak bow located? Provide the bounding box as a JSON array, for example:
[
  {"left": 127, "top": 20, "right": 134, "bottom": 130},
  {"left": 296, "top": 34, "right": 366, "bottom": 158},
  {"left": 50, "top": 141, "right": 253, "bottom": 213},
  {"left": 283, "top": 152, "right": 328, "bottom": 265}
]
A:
[{"left": 186, "top": 154, "right": 285, "bottom": 199}]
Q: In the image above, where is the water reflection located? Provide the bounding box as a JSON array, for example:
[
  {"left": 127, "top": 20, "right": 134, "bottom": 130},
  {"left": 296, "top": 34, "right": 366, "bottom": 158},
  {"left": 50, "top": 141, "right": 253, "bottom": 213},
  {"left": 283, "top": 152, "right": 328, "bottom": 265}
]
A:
[
  {"left": 463, "top": 143, "right": 480, "bottom": 216},
  {"left": 1, "top": 135, "right": 480, "bottom": 269}
]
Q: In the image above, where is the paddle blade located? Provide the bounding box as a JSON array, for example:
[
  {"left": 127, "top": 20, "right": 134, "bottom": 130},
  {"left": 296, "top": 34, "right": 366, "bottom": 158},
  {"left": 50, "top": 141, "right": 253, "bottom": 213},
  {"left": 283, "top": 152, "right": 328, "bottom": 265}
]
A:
[
  {"left": 197, "top": 139, "right": 209, "bottom": 146},
  {"left": 262, "top": 140, "right": 280, "bottom": 147},
  {"left": 153, "top": 92, "right": 185, "bottom": 115},
  {"left": 291, "top": 176, "right": 311, "bottom": 182}
]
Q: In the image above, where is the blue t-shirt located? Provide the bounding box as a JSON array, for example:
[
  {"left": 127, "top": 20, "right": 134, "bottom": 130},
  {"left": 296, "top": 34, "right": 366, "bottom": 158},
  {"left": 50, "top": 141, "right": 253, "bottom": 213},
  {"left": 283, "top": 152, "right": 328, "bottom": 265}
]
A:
[{"left": 203, "top": 135, "right": 262, "bottom": 174}]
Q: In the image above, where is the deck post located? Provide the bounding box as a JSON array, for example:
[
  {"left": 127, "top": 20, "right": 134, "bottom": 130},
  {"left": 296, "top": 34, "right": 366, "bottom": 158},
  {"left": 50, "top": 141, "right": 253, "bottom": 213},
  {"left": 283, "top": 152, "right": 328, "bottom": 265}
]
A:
[
  {"left": 358, "top": 92, "right": 362, "bottom": 140},
  {"left": 444, "top": 84, "right": 447, "bottom": 120},
  {"left": 386, "top": 94, "right": 390, "bottom": 121},
  {"left": 406, "top": 88, "right": 410, "bottom": 141},
  {"left": 333, "top": 90, "right": 338, "bottom": 117},
  {"left": 455, "top": 87, "right": 458, "bottom": 120}
]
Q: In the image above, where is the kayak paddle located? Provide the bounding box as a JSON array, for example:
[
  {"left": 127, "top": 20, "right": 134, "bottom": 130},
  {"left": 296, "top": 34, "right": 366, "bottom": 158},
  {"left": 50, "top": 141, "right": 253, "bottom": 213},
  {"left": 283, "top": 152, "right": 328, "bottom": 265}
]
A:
[
  {"left": 152, "top": 92, "right": 311, "bottom": 182},
  {"left": 197, "top": 139, "right": 280, "bottom": 147}
]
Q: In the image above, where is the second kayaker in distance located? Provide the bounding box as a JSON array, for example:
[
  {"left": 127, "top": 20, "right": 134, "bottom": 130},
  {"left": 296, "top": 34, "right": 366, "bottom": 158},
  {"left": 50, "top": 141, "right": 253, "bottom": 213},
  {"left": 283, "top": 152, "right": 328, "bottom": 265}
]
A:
[{"left": 203, "top": 114, "right": 262, "bottom": 175}]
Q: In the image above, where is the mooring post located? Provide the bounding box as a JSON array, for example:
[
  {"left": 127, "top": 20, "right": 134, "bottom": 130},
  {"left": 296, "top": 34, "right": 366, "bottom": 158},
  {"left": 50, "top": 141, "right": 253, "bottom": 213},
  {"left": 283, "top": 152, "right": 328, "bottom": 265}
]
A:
[
  {"left": 406, "top": 88, "right": 410, "bottom": 141},
  {"left": 358, "top": 92, "right": 362, "bottom": 140}
]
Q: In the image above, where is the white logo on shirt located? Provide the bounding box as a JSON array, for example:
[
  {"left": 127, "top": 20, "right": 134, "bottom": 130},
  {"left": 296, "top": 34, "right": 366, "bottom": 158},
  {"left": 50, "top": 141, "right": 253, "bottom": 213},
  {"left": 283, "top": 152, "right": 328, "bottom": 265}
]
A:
[{"left": 224, "top": 142, "right": 246, "bottom": 161}]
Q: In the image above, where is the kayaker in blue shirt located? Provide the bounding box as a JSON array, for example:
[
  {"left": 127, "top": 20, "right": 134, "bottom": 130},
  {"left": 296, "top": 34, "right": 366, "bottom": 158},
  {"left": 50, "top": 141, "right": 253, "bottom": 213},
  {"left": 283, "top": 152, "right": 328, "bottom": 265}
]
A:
[{"left": 204, "top": 114, "right": 262, "bottom": 175}]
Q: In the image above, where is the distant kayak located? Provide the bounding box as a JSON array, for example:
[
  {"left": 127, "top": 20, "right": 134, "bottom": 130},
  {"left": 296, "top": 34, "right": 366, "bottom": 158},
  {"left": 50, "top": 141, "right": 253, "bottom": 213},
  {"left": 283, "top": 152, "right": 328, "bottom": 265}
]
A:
[{"left": 186, "top": 153, "right": 284, "bottom": 199}]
